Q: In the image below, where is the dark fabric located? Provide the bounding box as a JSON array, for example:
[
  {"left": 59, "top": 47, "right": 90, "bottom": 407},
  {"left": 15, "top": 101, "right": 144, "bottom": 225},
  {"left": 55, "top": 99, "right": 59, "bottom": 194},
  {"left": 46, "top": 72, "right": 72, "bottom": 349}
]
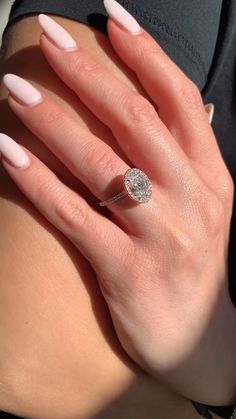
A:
[
  {"left": 2, "top": 1, "right": 236, "bottom": 418},
  {"left": 192, "top": 400, "right": 236, "bottom": 418},
  {"left": 204, "top": 404, "right": 236, "bottom": 418},
  {"left": 192, "top": 401, "right": 214, "bottom": 418},
  {"left": 4, "top": 0, "right": 222, "bottom": 91}
]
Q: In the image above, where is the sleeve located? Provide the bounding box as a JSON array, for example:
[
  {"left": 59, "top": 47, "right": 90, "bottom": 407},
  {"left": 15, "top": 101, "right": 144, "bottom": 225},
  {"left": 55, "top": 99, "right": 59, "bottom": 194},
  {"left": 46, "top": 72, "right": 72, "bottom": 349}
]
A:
[{"left": 3, "top": 0, "right": 223, "bottom": 91}]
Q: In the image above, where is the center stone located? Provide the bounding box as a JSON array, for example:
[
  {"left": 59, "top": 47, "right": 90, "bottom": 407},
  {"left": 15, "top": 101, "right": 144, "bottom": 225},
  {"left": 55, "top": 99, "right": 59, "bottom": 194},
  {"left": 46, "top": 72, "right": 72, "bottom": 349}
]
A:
[{"left": 124, "top": 168, "right": 152, "bottom": 203}]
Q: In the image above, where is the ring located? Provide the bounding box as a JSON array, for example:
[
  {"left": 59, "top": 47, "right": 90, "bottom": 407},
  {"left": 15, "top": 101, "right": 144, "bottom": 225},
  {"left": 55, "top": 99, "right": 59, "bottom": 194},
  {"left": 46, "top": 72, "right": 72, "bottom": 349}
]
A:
[{"left": 99, "top": 168, "right": 152, "bottom": 207}]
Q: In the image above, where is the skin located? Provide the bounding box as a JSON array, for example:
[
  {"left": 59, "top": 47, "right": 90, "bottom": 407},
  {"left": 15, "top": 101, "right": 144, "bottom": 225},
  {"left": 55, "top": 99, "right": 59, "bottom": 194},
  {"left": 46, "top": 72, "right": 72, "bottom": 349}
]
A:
[
  {"left": 0, "top": 15, "right": 204, "bottom": 419},
  {"left": 0, "top": 14, "right": 227, "bottom": 419}
]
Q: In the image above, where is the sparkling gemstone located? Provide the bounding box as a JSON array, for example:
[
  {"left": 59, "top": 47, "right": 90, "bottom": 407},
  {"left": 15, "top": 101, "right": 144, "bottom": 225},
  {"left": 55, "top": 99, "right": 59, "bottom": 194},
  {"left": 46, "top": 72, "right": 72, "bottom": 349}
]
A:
[{"left": 124, "top": 168, "right": 152, "bottom": 203}]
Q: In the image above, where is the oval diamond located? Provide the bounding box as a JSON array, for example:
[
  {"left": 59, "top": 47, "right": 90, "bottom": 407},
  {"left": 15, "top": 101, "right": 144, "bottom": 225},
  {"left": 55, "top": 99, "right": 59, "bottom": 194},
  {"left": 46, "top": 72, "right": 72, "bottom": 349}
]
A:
[{"left": 124, "top": 168, "right": 152, "bottom": 203}]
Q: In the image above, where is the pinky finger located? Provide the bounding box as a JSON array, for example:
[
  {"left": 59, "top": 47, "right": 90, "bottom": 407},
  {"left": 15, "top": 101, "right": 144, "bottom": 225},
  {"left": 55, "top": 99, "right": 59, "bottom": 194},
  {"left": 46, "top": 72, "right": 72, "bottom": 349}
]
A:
[
  {"left": 204, "top": 103, "right": 215, "bottom": 124},
  {"left": 0, "top": 133, "right": 130, "bottom": 275}
]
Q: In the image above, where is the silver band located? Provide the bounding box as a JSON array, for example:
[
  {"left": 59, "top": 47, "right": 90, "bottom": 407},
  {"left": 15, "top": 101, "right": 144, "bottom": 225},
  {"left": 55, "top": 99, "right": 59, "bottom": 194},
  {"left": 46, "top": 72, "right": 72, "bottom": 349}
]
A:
[
  {"left": 99, "top": 168, "right": 152, "bottom": 207},
  {"left": 99, "top": 190, "right": 128, "bottom": 207}
]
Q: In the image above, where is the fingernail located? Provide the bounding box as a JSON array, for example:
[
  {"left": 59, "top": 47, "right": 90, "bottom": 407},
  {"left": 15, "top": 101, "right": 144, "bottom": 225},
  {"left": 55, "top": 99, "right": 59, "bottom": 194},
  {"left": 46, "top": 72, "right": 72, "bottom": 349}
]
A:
[
  {"left": 104, "top": 0, "right": 141, "bottom": 35},
  {"left": 3, "top": 74, "right": 43, "bottom": 106},
  {"left": 0, "top": 134, "right": 30, "bottom": 169},
  {"left": 204, "top": 103, "right": 215, "bottom": 124},
  {"left": 38, "top": 14, "right": 78, "bottom": 50}
]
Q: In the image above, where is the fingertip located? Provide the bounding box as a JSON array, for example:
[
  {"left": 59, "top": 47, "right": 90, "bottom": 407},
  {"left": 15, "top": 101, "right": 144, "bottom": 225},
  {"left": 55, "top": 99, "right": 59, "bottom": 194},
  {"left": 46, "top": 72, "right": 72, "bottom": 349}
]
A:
[
  {"left": 205, "top": 103, "right": 215, "bottom": 124},
  {"left": 37, "top": 13, "right": 78, "bottom": 51},
  {"left": 103, "top": 0, "right": 142, "bottom": 35},
  {"left": 0, "top": 133, "right": 31, "bottom": 169}
]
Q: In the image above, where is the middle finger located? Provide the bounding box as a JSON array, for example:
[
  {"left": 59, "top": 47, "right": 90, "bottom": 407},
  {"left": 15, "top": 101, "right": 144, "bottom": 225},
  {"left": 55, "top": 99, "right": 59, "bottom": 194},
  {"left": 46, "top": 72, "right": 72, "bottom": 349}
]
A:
[{"left": 38, "top": 14, "right": 193, "bottom": 191}]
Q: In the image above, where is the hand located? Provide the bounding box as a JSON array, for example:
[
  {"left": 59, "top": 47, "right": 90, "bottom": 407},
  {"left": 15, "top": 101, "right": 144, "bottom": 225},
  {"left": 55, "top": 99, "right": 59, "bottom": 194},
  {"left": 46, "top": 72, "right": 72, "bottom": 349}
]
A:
[{"left": 1, "top": 9, "right": 236, "bottom": 406}]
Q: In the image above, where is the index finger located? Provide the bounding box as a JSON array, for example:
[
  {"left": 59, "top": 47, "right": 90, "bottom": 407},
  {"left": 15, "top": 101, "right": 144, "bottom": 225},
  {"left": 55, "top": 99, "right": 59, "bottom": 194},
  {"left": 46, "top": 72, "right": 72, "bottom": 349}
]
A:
[{"left": 0, "top": 133, "right": 130, "bottom": 278}]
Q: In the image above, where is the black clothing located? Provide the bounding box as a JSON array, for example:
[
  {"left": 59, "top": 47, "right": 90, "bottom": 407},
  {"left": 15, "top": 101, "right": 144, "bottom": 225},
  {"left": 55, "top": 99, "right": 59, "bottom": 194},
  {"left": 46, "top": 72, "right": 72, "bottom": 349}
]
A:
[
  {"left": 2, "top": 1, "right": 236, "bottom": 418},
  {"left": 4, "top": 0, "right": 223, "bottom": 92}
]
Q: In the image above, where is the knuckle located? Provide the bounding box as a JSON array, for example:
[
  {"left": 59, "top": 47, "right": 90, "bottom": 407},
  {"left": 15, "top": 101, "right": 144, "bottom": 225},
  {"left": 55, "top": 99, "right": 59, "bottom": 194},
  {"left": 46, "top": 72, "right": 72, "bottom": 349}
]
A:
[
  {"left": 168, "top": 229, "right": 202, "bottom": 277},
  {"left": 84, "top": 147, "right": 119, "bottom": 177},
  {"left": 34, "top": 177, "right": 91, "bottom": 231},
  {"left": 122, "top": 94, "right": 157, "bottom": 127},
  {"left": 55, "top": 194, "right": 90, "bottom": 230},
  {"left": 201, "top": 194, "right": 225, "bottom": 233},
  {"left": 138, "top": 40, "right": 162, "bottom": 65},
  {"left": 33, "top": 172, "right": 56, "bottom": 200},
  {"left": 175, "top": 79, "right": 202, "bottom": 107},
  {"left": 69, "top": 53, "right": 100, "bottom": 77},
  {"left": 170, "top": 228, "right": 196, "bottom": 261},
  {"left": 220, "top": 171, "right": 235, "bottom": 203},
  {"left": 39, "top": 108, "right": 64, "bottom": 131}
]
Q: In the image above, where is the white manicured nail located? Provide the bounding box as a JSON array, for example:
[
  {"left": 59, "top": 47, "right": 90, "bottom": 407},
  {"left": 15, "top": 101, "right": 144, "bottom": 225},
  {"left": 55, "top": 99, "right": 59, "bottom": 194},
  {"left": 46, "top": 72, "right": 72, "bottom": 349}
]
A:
[
  {"left": 104, "top": 0, "right": 141, "bottom": 35},
  {"left": 205, "top": 103, "right": 215, "bottom": 124},
  {"left": 3, "top": 74, "right": 43, "bottom": 106},
  {"left": 0, "top": 133, "right": 30, "bottom": 169},
  {"left": 38, "top": 14, "right": 77, "bottom": 50}
]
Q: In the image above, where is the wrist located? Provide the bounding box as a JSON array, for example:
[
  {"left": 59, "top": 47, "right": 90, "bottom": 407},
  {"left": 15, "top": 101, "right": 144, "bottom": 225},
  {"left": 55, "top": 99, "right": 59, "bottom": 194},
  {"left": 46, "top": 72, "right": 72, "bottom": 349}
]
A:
[
  {"left": 161, "top": 292, "right": 236, "bottom": 406},
  {"left": 203, "top": 293, "right": 236, "bottom": 406},
  {"left": 199, "top": 295, "right": 236, "bottom": 406}
]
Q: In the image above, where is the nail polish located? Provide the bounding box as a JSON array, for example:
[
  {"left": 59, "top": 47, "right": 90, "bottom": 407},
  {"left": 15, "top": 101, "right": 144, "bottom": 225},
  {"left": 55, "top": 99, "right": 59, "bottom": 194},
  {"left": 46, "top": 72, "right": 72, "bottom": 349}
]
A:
[
  {"left": 103, "top": 0, "right": 141, "bottom": 35},
  {"left": 3, "top": 74, "right": 43, "bottom": 106},
  {"left": 38, "top": 14, "right": 78, "bottom": 50},
  {"left": 204, "top": 103, "right": 215, "bottom": 124},
  {"left": 0, "top": 133, "right": 30, "bottom": 169}
]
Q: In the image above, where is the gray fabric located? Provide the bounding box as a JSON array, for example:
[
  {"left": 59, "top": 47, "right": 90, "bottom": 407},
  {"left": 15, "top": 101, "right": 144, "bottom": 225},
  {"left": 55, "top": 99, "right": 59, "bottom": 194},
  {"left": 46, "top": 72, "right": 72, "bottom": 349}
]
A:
[{"left": 4, "top": 0, "right": 222, "bottom": 90}]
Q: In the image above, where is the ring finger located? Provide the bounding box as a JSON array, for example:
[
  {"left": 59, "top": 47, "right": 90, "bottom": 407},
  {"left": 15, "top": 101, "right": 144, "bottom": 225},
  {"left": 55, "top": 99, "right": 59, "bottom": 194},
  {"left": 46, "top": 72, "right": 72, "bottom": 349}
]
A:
[
  {"left": 0, "top": 135, "right": 132, "bottom": 279},
  {"left": 3, "top": 74, "right": 159, "bottom": 234}
]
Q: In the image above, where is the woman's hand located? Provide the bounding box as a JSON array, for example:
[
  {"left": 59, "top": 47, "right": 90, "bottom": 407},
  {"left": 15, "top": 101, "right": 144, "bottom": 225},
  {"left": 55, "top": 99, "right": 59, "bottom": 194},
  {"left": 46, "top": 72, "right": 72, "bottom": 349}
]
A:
[{"left": 1, "top": 4, "right": 236, "bottom": 406}]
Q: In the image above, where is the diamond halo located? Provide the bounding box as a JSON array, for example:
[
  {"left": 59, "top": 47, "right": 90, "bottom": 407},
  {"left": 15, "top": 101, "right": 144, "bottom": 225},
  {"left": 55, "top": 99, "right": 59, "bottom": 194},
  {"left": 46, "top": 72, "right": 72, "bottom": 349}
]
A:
[{"left": 124, "top": 168, "right": 152, "bottom": 204}]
